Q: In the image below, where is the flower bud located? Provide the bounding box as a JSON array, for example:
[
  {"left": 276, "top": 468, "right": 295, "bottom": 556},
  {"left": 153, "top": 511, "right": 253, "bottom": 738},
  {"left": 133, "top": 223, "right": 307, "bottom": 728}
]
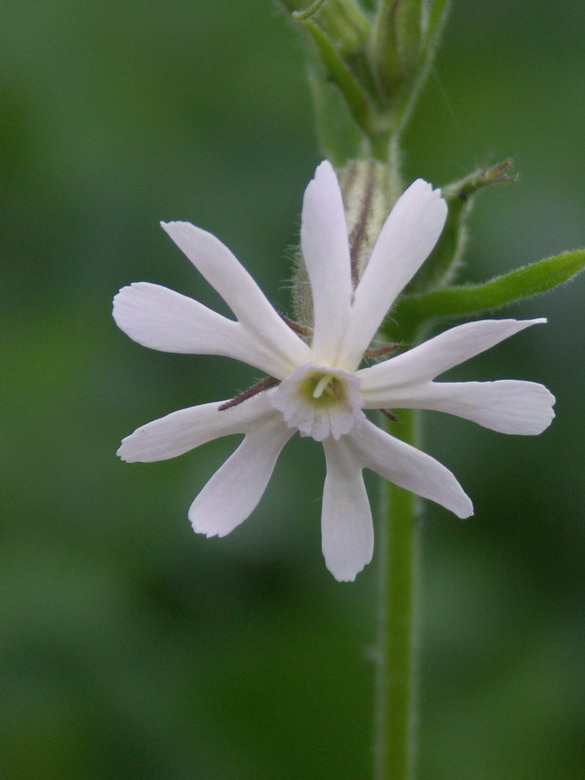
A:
[{"left": 282, "top": 0, "right": 452, "bottom": 161}]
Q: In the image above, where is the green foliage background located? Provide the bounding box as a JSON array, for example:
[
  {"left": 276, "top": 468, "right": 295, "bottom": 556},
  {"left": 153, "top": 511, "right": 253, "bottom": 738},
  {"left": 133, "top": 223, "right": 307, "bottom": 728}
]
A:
[{"left": 1, "top": 1, "right": 584, "bottom": 777}]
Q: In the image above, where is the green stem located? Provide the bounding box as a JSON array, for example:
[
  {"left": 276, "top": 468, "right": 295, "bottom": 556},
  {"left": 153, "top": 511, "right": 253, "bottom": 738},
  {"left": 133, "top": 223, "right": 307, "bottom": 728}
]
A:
[{"left": 374, "top": 409, "right": 420, "bottom": 780}]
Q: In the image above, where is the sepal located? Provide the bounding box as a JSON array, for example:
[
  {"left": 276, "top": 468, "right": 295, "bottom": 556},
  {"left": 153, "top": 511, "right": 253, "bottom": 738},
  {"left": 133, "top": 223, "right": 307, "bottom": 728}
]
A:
[{"left": 408, "top": 159, "right": 516, "bottom": 293}]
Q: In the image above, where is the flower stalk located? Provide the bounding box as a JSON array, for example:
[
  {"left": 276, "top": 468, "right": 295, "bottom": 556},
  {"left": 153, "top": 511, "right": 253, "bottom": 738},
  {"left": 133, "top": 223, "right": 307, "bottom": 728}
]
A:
[{"left": 375, "top": 409, "right": 419, "bottom": 780}]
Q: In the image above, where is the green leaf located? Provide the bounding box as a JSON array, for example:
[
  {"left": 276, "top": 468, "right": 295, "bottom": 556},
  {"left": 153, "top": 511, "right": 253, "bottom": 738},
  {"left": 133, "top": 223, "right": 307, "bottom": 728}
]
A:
[{"left": 385, "top": 249, "right": 585, "bottom": 340}]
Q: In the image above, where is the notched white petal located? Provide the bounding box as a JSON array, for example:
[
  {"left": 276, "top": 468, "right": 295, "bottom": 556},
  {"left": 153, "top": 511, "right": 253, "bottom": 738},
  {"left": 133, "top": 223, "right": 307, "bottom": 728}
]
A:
[
  {"left": 189, "top": 417, "right": 293, "bottom": 538},
  {"left": 348, "top": 421, "right": 473, "bottom": 519},
  {"left": 301, "top": 160, "right": 352, "bottom": 364},
  {"left": 118, "top": 393, "right": 277, "bottom": 463},
  {"left": 321, "top": 438, "right": 373, "bottom": 582},
  {"left": 113, "top": 282, "right": 297, "bottom": 378},
  {"left": 113, "top": 281, "right": 231, "bottom": 353},
  {"left": 400, "top": 380, "right": 556, "bottom": 435},
  {"left": 160, "top": 221, "right": 312, "bottom": 372},
  {"left": 341, "top": 179, "right": 447, "bottom": 369},
  {"left": 359, "top": 318, "right": 547, "bottom": 393}
]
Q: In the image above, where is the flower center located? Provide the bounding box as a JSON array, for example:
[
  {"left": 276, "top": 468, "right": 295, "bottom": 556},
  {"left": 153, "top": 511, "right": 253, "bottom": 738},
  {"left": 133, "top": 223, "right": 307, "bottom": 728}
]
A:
[
  {"left": 270, "top": 362, "right": 364, "bottom": 442},
  {"left": 305, "top": 372, "right": 345, "bottom": 405}
]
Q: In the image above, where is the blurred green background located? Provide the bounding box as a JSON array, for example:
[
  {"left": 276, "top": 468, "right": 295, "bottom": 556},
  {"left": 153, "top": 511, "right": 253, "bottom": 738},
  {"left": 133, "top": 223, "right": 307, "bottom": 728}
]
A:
[{"left": 1, "top": 1, "right": 584, "bottom": 777}]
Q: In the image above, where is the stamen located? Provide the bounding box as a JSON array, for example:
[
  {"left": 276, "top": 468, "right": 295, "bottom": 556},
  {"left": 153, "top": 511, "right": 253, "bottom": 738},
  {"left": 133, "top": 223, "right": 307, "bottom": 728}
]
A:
[
  {"left": 312, "top": 374, "right": 331, "bottom": 399},
  {"left": 381, "top": 409, "right": 400, "bottom": 423},
  {"left": 278, "top": 311, "right": 313, "bottom": 337},
  {"left": 270, "top": 362, "right": 363, "bottom": 442},
  {"left": 218, "top": 376, "right": 279, "bottom": 411},
  {"left": 364, "top": 343, "right": 402, "bottom": 360}
]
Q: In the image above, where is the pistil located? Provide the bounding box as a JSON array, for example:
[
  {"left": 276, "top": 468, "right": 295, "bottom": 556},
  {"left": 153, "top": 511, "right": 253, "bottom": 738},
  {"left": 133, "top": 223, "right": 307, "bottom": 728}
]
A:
[{"left": 313, "top": 374, "right": 332, "bottom": 399}]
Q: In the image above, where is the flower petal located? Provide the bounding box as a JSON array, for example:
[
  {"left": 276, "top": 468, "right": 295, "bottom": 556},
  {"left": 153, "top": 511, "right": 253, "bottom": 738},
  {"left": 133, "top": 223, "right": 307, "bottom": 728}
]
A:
[
  {"left": 118, "top": 392, "right": 277, "bottom": 463},
  {"left": 389, "top": 380, "right": 556, "bottom": 435},
  {"left": 341, "top": 180, "right": 447, "bottom": 368},
  {"left": 321, "top": 438, "right": 373, "bottom": 582},
  {"left": 359, "top": 318, "right": 547, "bottom": 392},
  {"left": 113, "top": 282, "right": 295, "bottom": 378},
  {"left": 189, "top": 416, "right": 293, "bottom": 538},
  {"left": 161, "top": 221, "right": 313, "bottom": 372},
  {"left": 301, "top": 161, "right": 352, "bottom": 364},
  {"left": 348, "top": 420, "right": 473, "bottom": 518}
]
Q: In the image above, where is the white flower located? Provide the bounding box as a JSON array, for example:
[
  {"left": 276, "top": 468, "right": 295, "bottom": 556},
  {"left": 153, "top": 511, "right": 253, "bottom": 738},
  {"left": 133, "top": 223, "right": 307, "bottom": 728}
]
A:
[{"left": 113, "top": 161, "right": 555, "bottom": 581}]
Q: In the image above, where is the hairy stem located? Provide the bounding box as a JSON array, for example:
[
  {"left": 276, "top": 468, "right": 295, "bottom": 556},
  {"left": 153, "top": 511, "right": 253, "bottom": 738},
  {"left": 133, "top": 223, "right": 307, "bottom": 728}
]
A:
[{"left": 374, "top": 408, "right": 420, "bottom": 780}]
